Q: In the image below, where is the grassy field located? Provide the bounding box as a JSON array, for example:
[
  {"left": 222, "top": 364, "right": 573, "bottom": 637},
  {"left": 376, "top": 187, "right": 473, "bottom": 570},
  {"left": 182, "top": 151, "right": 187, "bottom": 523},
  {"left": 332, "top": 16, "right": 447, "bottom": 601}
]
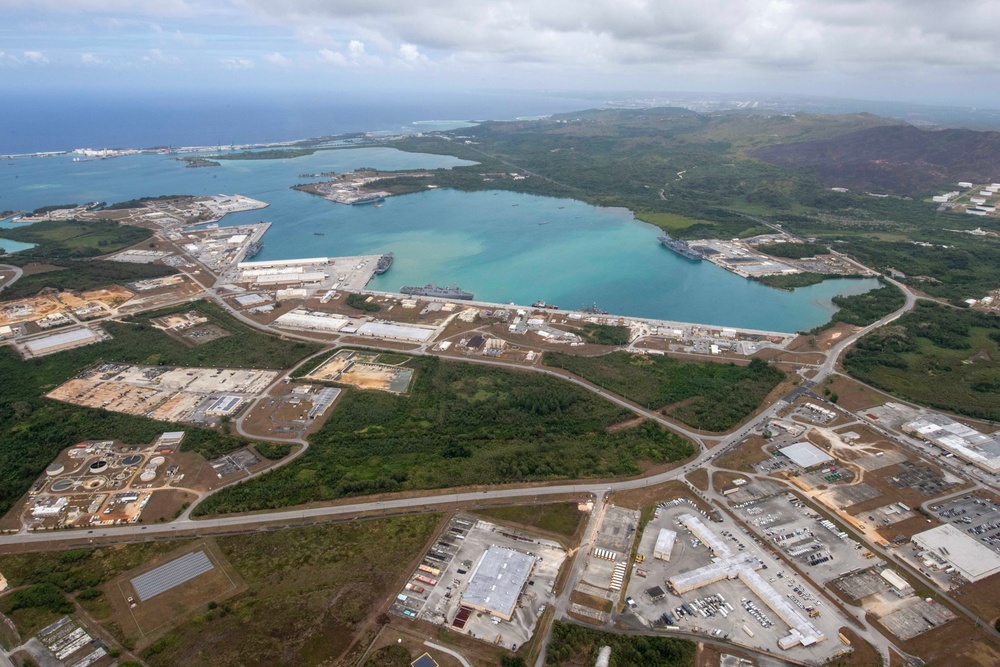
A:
[
  {"left": 142, "top": 517, "right": 439, "bottom": 666},
  {"left": 195, "top": 357, "right": 694, "bottom": 515},
  {"left": 543, "top": 353, "right": 784, "bottom": 432},
  {"left": 474, "top": 503, "right": 585, "bottom": 538},
  {"left": 0, "top": 516, "right": 439, "bottom": 666},
  {"left": 544, "top": 621, "right": 695, "bottom": 666},
  {"left": 0, "top": 541, "right": 192, "bottom": 643},
  {"left": 0, "top": 217, "right": 177, "bottom": 299},
  {"left": 844, "top": 302, "right": 1000, "bottom": 421},
  {"left": 0, "top": 218, "right": 151, "bottom": 259},
  {"left": 0, "top": 300, "right": 320, "bottom": 514}
]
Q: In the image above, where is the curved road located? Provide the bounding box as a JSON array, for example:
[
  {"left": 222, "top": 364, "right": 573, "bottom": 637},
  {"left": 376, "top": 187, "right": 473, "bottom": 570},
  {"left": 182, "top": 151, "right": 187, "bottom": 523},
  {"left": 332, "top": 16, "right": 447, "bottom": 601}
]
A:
[{"left": 0, "top": 264, "right": 23, "bottom": 294}]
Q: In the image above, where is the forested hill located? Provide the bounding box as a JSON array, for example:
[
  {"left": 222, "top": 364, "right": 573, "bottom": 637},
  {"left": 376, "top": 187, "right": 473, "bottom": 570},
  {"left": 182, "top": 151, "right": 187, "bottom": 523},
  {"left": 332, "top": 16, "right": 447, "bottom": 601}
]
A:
[{"left": 749, "top": 124, "right": 1000, "bottom": 197}]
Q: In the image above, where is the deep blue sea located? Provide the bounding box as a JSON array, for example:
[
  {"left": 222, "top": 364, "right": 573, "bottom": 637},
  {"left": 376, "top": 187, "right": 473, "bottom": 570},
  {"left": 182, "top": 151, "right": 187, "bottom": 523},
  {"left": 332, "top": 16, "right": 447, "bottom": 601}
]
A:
[{"left": 0, "top": 140, "right": 879, "bottom": 332}]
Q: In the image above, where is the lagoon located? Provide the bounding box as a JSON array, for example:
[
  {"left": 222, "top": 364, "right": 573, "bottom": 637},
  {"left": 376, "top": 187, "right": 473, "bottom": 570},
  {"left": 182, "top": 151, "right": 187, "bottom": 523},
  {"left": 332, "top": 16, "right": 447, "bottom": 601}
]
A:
[{"left": 0, "top": 148, "right": 878, "bottom": 332}]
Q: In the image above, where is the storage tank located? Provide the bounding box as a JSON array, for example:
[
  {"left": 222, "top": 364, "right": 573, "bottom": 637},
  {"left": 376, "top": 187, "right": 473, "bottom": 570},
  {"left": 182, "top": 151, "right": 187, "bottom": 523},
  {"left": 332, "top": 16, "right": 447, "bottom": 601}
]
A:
[{"left": 45, "top": 463, "right": 65, "bottom": 477}]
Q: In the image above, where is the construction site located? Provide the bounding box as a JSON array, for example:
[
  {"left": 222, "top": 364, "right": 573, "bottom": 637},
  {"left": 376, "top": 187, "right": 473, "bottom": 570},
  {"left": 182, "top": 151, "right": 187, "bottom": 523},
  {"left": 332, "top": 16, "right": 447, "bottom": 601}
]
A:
[
  {"left": 0, "top": 285, "right": 134, "bottom": 330},
  {"left": 46, "top": 363, "right": 278, "bottom": 426},
  {"left": 390, "top": 514, "right": 566, "bottom": 653},
  {"left": 8, "top": 432, "right": 210, "bottom": 531},
  {"left": 303, "top": 349, "right": 415, "bottom": 394},
  {"left": 239, "top": 383, "right": 342, "bottom": 439}
]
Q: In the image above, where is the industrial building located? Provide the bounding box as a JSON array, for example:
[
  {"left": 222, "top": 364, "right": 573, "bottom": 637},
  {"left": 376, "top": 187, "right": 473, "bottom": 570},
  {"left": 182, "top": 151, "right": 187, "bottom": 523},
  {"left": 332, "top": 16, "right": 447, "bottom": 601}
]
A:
[
  {"left": 667, "top": 514, "right": 825, "bottom": 649},
  {"left": 461, "top": 546, "right": 535, "bottom": 621},
  {"left": 654, "top": 528, "right": 676, "bottom": 561},
  {"left": 273, "top": 310, "right": 350, "bottom": 332},
  {"left": 20, "top": 327, "right": 108, "bottom": 358},
  {"left": 353, "top": 321, "right": 437, "bottom": 342},
  {"left": 131, "top": 551, "right": 216, "bottom": 601},
  {"left": 206, "top": 395, "right": 243, "bottom": 416},
  {"left": 778, "top": 442, "right": 834, "bottom": 469},
  {"left": 237, "top": 257, "right": 331, "bottom": 270},
  {"left": 903, "top": 415, "right": 1000, "bottom": 471},
  {"left": 912, "top": 524, "right": 1000, "bottom": 582}
]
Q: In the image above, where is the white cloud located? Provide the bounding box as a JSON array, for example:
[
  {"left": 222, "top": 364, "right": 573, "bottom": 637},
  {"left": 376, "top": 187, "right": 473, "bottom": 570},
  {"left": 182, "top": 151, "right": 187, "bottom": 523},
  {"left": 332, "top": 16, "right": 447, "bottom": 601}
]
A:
[
  {"left": 240, "top": 0, "right": 1000, "bottom": 80},
  {"left": 142, "top": 48, "right": 180, "bottom": 64},
  {"left": 81, "top": 52, "right": 108, "bottom": 65},
  {"left": 398, "top": 43, "right": 426, "bottom": 63},
  {"left": 23, "top": 50, "right": 48, "bottom": 64},
  {"left": 220, "top": 56, "right": 253, "bottom": 69},
  {"left": 318, "top": 48, "right": 347, "bottom": 66},
  {"left": 264, "top": 51, "right": 291, "bottom": 66}
]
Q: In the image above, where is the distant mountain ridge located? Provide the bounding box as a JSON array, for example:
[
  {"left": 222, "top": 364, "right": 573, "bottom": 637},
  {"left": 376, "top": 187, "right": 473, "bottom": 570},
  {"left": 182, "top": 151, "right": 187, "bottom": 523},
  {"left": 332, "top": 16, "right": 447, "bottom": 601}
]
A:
[{"left": 749, "top": 124, "right": 1000, "bottom": 196}]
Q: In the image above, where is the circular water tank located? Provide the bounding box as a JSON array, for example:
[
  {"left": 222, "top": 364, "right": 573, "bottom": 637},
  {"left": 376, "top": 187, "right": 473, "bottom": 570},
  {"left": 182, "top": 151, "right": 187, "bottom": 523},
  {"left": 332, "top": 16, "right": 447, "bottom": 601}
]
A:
[
  {"left": 45, "top": 463, "right": 65, "bottom": 477},
  {"left": 50, "top": 479, "right": 74, "bottom": 492},
  {"left": 149, "top": 456, "right": 166, "bottom": 467},
  {"left": 121, "top": 455, "right": 142, "bottom": 466},
  {"left": 139, "top": 471, "right": 156, "bottom": 482},
  {"left": 89, "top": 460, "right": 108, "bottom": 474}
]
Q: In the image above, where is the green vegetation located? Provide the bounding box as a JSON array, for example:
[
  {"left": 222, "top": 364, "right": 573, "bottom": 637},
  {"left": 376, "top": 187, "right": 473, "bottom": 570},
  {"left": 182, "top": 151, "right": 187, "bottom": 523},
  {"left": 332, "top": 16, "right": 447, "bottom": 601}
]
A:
[
  {"left": 579, "top": 323, "right": 630, "bottom": 346},
  {"left": 0, "top": 517, "right": 439, "bottom": 667},
  {"left": 213, "top": 148, "right": 318, "bottom": 160},
  {"left": 376, "top": 109, "right": 1000, "bottom": 299},
  {"left": 808, "top": 281, "right": 905, "bottom": 333},
  {"left": 844, "top": 302, "right": 1000, "bottom": 421},
  {"left": 146, "top": 517, "right": 439, "bottom": 667},
  {"left": 255, "top": 442, "right": 292, "bottom": 460},
  {"left": 752, "top": 272, "right": 827, "bottom": 290},
  {"left": 195, "top": 357, "right": 693, "bottom": 515},
  {"left": 756, "top": 241, "right": 830, "bottom": 259},
  {"left": 545, "top": 621, "right": 695, "bottom": 666},
  {"left": 0, "top": 218, "right": 152, "bottom": 260},
  {"left": 0, "top": 300, "right": 319, "bottom": 514},
  {"left": 0, "top": 217, "right": 178, "bottom": 299},
  {"left": 2, "top": 261, "right": 175, "bottom": 300},
  {"left": 102, "top": 195, "right": 186, "bottom": 211},
  {"left": 31, "top": 204, "right": 79, "bottom": 215},
  {"left": 364, "top": 646, "right": 411, "bottom": 667},
  {"left": 345, "top": 293, "right": 382, "bottom": 312},
  {"left": 543, "top": 353, "right": 784, "bottom": 432},
  {"left": 474, "top": 502, "right": 584, "bottom": 537}
]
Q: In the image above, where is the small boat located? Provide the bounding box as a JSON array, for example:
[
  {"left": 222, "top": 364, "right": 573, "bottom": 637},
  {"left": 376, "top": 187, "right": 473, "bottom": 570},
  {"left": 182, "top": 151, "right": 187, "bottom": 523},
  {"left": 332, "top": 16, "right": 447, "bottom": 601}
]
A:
[{"left": 313, "top": 232, "right": 325, "bottom": 235}]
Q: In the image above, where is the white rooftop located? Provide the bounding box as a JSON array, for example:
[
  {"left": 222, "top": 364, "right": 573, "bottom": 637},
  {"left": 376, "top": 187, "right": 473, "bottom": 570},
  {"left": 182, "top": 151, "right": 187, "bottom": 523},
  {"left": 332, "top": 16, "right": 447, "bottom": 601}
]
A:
[
  {"left": 779, "top": 442, "right": 834, "bottom": 469},
  {"left": 913, "top": 524, "right": 1000, "bottom": 582},
  {"left": 462, "top": 546, "right": 535, "bottom": 619}
]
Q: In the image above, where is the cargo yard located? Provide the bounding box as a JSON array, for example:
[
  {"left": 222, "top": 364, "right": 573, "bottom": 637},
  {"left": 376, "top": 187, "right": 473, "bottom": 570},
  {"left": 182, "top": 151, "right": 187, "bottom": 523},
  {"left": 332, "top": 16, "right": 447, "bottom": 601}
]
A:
[
  {"left": 391, "top": 514, "right": 567, "bottom": 652},
  {"left": 166, "top": 222, "right": 270, "bottom": 272},
  {"left": 8, "top": 433, "right": 208, "bottom": 531},
  {"left": 47, "top": 363, "right": 278, "bottom": 426}
]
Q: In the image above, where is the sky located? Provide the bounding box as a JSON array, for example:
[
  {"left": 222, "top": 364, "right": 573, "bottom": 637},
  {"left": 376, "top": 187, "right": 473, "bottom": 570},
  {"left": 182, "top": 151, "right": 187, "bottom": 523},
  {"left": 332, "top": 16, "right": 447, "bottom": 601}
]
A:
[{"left": 2, "top": 0, "right": 1000, "bottom": 107}]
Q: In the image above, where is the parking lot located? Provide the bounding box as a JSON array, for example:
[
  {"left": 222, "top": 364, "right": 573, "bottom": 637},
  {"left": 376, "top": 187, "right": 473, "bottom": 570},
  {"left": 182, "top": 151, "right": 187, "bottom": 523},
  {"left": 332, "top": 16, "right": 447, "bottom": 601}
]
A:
[
  {"left": 734, "top": 492, "right": 873, "bottom": 586},
  {"left": 623, "top": 500, "right": 847, "bottom": 663},
  {"left": 390, "top": 514, "right": 566, "bottom": 652},
  {"left": 929, "top": 494, "right": 1000, "bottom": 555}
]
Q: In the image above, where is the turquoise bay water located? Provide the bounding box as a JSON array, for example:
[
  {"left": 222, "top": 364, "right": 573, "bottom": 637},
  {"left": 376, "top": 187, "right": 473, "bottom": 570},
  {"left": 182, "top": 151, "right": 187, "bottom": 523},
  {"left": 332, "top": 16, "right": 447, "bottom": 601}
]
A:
[{"left": 0, "top": 149, "right": 878, "bottom": 332}]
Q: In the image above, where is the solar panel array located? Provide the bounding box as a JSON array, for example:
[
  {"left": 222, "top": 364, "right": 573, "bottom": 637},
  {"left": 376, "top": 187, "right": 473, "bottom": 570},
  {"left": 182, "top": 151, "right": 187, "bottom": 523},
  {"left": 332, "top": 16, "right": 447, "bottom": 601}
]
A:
[{"left": 131, "top": 551, "right": 215, "bottom": 601}]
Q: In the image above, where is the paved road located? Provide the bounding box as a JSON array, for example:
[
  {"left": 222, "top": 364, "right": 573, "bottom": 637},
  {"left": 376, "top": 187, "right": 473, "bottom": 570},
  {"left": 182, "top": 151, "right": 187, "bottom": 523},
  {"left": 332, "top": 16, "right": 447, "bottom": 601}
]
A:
[{"left": 0, "top": 263, "right": 23, "bottom": 294}]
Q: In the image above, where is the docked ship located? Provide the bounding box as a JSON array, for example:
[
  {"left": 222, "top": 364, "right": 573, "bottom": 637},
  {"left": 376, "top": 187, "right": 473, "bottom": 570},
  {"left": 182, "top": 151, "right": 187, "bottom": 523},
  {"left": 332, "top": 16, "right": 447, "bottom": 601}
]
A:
[
  {"left": 400, "top": 283, "right": 474, "bottom": 300},
  {"left": 579, "top": 303, "right": 608, "bottom": 315},
  {"left": 658, "top": 234, "right": 703, "bottom": 261},
  {"left": 532, "top": 300, "right": 559, "bottom": 309},
  {"left": 374, "top": 252, "right": 394, "bottom": 274},
  {"left": 243, "top": 240, "right": 264, "bottom": 260}
]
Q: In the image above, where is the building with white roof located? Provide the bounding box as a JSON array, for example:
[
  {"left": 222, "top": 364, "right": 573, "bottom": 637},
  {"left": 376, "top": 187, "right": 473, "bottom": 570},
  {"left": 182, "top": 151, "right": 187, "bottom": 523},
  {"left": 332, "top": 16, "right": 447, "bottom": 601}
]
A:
[
  {"left": 778, "top": 442, "right": 833, "bottom": 469},
  {"left": 903, "top": 415, "right": 1000, "bottom": 471},
  {"left": 461, "top": 546, "right": 535, "bottom": 620},
  {"left": 913, "top": 524, "right": 1000, "bottom": 582}
]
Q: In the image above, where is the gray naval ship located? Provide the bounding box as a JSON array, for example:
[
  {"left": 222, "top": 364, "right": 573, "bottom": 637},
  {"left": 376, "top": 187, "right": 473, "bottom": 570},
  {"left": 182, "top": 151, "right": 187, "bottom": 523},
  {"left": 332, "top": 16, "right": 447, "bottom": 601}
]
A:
[
  {"left": 400, "top": 283, "right": 474, "bottom": 300},
  {"left": 658, "top": 233, "right": 703, "bottom": 261}
]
